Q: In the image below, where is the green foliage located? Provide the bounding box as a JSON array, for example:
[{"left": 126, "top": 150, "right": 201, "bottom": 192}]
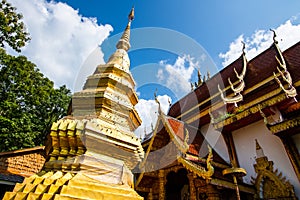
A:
[
  {"left": 0, "top": 0, "right": 30, "bottom": 52},
  {"left": 0, "top": 49, "right": 71, "bottom": 152}
]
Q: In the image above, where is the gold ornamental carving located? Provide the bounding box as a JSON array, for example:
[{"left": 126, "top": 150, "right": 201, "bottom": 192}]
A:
[
  {"left": 252, "top": 140, "right": 296, "bottom": 199},
  {"left": 178, "top": 145, "right": 214, "bottom": 181}
]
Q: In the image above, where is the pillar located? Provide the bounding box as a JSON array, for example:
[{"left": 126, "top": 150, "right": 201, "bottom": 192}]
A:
[
  {"left": 206, "top": 184, "right": 220, "bottom": 200},
  {"left": 222, "top": 131, "right": 239, "bottom": 167},
  {"left": 187, "top": 172, "right": 197, "bottom": 200},
  {"left": 148, "top": 188, "right": 153, "bottom": 200},
  {"left": 158, "top": 169, "right": 165, "bottom": 200}
]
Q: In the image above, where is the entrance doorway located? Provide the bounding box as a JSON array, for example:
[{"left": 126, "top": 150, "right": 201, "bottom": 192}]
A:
[{"left": 165, "top": 168, "right": 189, "bottom": 200}]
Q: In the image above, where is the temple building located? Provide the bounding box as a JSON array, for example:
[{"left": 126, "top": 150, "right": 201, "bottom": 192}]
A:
[
  {"left": 135, "top": 33, "right": 300, "bottom": 199},
  {"left": 2, "top": 7, "right": 300, "bottom": 200}
]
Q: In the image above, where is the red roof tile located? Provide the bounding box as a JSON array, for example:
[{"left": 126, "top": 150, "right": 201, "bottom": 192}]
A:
[{"left": 166, "top": 117, "right": 184, "bottom": 141}]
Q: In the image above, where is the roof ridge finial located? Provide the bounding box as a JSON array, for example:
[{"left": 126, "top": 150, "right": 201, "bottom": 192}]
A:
[
  {"left": 270, "top": 29, "right": 278, "bottom": 44},
  {"left": 116, "top": 7, "right": 134, "bottom": 51},
  {"left": 241, "top": 41, "right": 245, "bottom": 55},
  {"left": 197, "top": 69, "right": 203, "bottom": 86},
  {"left": 154, "top": 89, "right": 162, "bottom": 114}
]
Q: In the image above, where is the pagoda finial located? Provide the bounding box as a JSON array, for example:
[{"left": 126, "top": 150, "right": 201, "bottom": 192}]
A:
[
  {"left": 255, "top": 139, "right": 261, "bottom": 150},
  {"left": 116, "top": 7, "right": 134, "bottom": 51},
  {"left": 255, "top": 139, "right": 265, "bottom": 158},
  {"left": 128, "top": 6, "right": 134, "bottom": 21}
]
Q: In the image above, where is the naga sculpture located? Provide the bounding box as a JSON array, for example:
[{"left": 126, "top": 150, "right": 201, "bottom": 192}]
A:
[
  {"left": 178, "top": 145, "right": 214, "bottom": 181},
  {"left": 203, "top": 145, "right": 214, "bottom": 179}
]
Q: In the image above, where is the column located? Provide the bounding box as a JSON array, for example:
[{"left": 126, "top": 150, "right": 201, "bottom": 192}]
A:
[
  {"left": 148, "top": 188, "right": 153, "bottom": 200},
  {"left": 222, "top": 131, "right": 239, "bottom": 167},
  {"left": 187, "top": 172, "right": 197, "bottom": 200},
  {"left": 206, "top": 184, "right": 220, "bottom": 200},
  {"left": 158, "top": 170, "right": 165, "bottom": 200}
]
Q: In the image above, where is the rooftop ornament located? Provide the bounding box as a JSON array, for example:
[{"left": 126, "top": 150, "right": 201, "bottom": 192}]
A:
[
  {"left": 271, "top": 29, "right": 297, "bottom": 98},
  {"left": 218, "top": 42, "right": 248, "bottom": 106}
]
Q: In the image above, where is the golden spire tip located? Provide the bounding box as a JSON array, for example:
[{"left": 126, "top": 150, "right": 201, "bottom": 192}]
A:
[
  {"left": 255, "top": 139, "right": 261, "bottom": 150},
  {"left": 128, "top": 7, "right": 134, "bottom": 21}
]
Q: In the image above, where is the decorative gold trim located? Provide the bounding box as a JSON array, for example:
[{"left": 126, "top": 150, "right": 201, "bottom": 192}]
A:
[
  {"left": 178, "top": 145, "right": 214, "bottom": 181},
  {"left": 210, "top": 178, "right": 255, "bottom": 194},
  {"left": 185, "top": 153, "right": 230, "bottom": 169},
  {"left": 252, "top": 137, "right": 297, "bottom": 199},
  {"left": 175, "top": 40, "right": 300, "bottom": 123},
  {"left": 184, "top": 78, "right": 294, "bottom": 125},
  {"left": 222, "top": 167, "right": 247, "bottom": 176},
  {"left": 269, "top": 116, "right": 300, "bottom": 134},
  {"left": 213, "top": 93, "right": 287, "bottom": 129}
]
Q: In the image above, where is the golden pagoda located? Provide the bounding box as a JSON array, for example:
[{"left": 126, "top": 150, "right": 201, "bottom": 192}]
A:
[{"left": 3, "top": 7, "right": 145, "bottom": 200}]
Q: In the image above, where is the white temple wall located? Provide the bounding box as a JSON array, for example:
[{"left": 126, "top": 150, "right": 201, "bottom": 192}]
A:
[
  {"left": 200, "top": 123, "right": 230, "bottom": 163},
  {"left": 232, "top": 120, "right": 300, "bottom": 196}
]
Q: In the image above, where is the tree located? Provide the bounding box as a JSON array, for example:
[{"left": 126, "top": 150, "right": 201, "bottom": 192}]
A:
[
  {"left": 0, "top": 0, "right": 30, "bottom": 52},
  {"left": 0, "top": 48, "right": 71, "bottom": 152},
  {"left": 0, "top": 0, "right": 71, "bottom": 152}
]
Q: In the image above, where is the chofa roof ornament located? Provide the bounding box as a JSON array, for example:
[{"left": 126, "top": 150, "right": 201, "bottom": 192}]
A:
[
  {"left": 271, "top": 29, "right": 297, "bottom": 98},
  {"left": 218, "top": 42, "right": 248, "bottom": 106}
]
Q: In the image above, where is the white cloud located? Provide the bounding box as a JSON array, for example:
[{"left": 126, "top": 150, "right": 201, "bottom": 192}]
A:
[
  {"left": 219, "top": 17, "right": 300, "bottom": 67},
  {"left": 157, "top": 55, "right": 197, "bottom": 97},
  {"left": 134, "top": 95, "right": 171, "bottom": 139},
  {"left": 7, "top": 0, "right": 113, "bottom": 90}
]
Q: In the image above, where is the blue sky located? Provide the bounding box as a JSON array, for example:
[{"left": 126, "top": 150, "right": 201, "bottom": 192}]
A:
[
  {"left": 53, "top": 0, "right": 300, "bottom": 99},
  {"left": 7, "top": 0, "right": 300, "bottom": 137},
  {"left": 56, "top": 0, "right": 300, "bottom": 65}
]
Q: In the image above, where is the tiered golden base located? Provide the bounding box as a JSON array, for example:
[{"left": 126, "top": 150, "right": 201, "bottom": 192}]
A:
[{"left": 3, "top": 171, "right": 143, "bottom": 200}]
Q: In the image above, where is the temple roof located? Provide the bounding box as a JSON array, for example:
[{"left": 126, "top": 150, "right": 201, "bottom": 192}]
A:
[
  {"left": 136, "top": 112, "right": 255, "bottom": 193},
  {"left": 139, "top": 112, "right": 230, "bottom": 178},
  {"left": 168, "top": 40, "right": 300, "bottom": 132}
]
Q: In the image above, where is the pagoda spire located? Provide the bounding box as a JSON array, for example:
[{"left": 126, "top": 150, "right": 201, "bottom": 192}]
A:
[
  {"left": 116, "top": 7, "right": 134, "bottom": 51},
  {"left": 2, "top": 7, "right": 145, "bottom": 200},
  {"left": 255, "top": 139, "right": 265, "bottom": 158}
]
